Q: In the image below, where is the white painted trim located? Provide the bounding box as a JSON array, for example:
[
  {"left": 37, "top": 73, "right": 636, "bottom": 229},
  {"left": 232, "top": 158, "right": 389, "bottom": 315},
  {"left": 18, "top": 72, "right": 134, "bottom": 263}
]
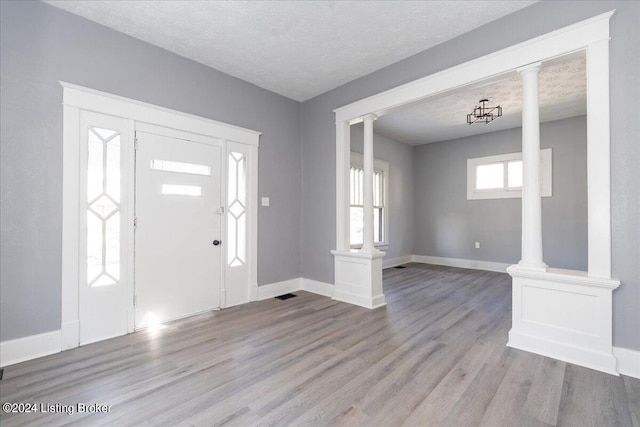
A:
[
  {"left": 333, "top": 10, "right": 618, "bottom": 374},
  {"left": 125, "top": 119, "right": 136, "bottom": 333},
  {"left": 334, "top": 11, "right": 614, "bottom": 122},
  {"left": 257, "top": 278, "right": 301, "bottom": 300},
  {"left": 254, "top": 278, "right": 337, "bottom": 301},
  {"left": 508, "top": 330, "right": 618, "bottom": 376},
  {"left": 61, "top": 83, "right": 260, "bottom": 350},
  {"left": 301, "top": 278, "right": 334, "bottom": 297},
  {"left": 0, "top": 330, "right": 61, "bottom": 367},
  {"left": 248, "top": 144, "right": 259, "bottom": 301},
  {"left": 60, "top": 81, "right": 261, "bottom": 145},
  {"left": 61, "top": 104, "right": 81, "bottom": 350},
  {"left": 586, "top": 39, "right": 612, "bottom": 278},
  {"left": 506, "top": 265, "right": 620, "bottom": 290},
  {"left": 336, "top": 121, "right": 351, "bottom": 251},
  {"left": 61, "top": 321, "right": 79, "bottom": 352},
  {"left": 382, "top": 255, "right": 413, "bottom": 269},
  {"left": 334, "top": 10, "right": 615, "bottom": 277},
  {"left": 332, "top": 289, "right": 386, "bottom": 309},
  {"left": 613, "top": 347, "right": 640, "bottom": 379},
  {"left": 412, "top": 255, "right": 510, "bottom": 273}
]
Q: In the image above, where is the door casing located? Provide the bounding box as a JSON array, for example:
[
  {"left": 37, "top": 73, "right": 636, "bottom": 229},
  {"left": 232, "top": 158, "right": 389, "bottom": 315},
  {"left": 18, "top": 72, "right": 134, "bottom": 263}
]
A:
[{"left": 61, "top": 83, "right": 260, "bottom": 350}]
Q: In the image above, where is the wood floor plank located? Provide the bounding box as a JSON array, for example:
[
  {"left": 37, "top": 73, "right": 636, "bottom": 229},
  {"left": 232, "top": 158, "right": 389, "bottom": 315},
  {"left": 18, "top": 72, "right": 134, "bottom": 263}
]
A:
[
  {"left": 1, "top": 263, "right": 638, "bottom": 427},
  {"left": 520, "top": 357, "right": 566, "bottom": 425}
]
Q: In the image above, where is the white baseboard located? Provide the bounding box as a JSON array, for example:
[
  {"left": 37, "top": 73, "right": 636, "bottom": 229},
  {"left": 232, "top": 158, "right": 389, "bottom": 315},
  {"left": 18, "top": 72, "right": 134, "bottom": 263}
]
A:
[
  {"left": 508, "top": 330, "right": 618, "bottom": 376},
  {"left": 257, "top": 278, "right": 302, "bottom": 300},
  {"left": 301, "top": 278, "right": 334, "bottom": 297},
  {"left": 61, "top": 320, "right": 79, "bottom": 351},
  {"left": 333, "top": 289, "right": 387, "bottom": 309},
  {"left": 382, "top": 255, "right": 413, "bottom": 269},
  {"left": 257, "top": 277, "right": 335, "bottom": 300},
  {"left": 412, "top": 255, "right": 510, "bottom": 273},
  {"left": 1, "top": 330, "right": 62, "bottom": 368},
  {"left": 613, "top": 346, "right": 640, "bottom": 379}
]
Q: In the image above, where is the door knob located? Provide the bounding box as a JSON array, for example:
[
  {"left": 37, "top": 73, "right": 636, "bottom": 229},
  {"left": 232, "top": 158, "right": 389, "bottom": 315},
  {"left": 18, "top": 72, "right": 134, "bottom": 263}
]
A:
[{"left": 213, "top": 240, "right": 221, "bottom": 246}]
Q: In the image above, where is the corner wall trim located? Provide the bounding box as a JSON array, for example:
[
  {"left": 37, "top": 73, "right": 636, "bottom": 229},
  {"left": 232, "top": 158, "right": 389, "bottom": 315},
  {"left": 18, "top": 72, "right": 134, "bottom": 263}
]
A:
[
  {"left": 301, "top": 278, "right": 334, "bottom": 297},
  {"left": 257, "top": 278, "right": 302, "bottom": 300},
  {"left": 382, "top": 255, "right": 413, "bottom": 269},
  {"left": 0, "top": 330, "right": 62, "bottom": 368},
  {"left": 256, "top": 277, "right": 335, "bottom": 300},
  {"left": 412, "top": 255, "right": 510, "bottom": 273},
  {"left": 613, "top": 347, "right": 640, "bottom": 379}
]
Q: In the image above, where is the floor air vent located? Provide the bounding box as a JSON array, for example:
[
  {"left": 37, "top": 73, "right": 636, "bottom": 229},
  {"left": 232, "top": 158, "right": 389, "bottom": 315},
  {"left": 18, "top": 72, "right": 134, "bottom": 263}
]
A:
[
  {"left": 394, "top": 265, "right": 407, "bottom": 269},
  {"left": 275, "top": 293, "right": 297, "bottom": 300}
]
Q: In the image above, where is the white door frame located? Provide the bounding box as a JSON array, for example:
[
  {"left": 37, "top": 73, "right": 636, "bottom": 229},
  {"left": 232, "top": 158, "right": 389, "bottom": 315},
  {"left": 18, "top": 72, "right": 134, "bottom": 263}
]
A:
[{"left": 61, "top": 82, "right": 260, "bottom": 350}]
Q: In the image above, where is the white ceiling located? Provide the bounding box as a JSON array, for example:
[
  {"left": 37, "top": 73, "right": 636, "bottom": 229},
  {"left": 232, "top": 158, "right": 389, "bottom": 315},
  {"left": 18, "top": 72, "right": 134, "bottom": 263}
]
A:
[
  {"left": 375, "top": 54, "right": 587, "bottom": 145},
  {"left": 45, "top": 0, "right": 536, "bottom": 102}
]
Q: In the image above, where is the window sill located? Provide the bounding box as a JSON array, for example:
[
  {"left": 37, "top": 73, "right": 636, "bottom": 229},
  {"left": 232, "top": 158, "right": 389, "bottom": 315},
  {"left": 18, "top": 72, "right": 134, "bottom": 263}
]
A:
[{"left": 350, "top": 243, "right": 390, "bottom": 251}]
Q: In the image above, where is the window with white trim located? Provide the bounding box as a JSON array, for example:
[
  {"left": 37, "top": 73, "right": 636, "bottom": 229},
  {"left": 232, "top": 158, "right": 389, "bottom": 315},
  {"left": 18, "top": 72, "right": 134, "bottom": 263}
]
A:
[
  {"left": 467, "top": 149, "right": 552, "bottom": 200},
  {"left": 350, "top": 152, "right": 389, "bottom": 247}
]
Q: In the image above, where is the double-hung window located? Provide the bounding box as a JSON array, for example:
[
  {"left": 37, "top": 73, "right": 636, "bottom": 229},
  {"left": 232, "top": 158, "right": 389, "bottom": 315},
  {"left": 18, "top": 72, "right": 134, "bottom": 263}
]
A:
[
  {"left": 350, "top": 152, "right": 389, "bottom": 248},
  {"left": 467, "top": 149, "right": 552, "bottom": 200}
]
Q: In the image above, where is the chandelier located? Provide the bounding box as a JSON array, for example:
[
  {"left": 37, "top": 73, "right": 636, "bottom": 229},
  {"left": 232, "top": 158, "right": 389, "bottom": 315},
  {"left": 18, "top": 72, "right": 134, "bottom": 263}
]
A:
[{"left": 467, "top": 98, "right": 502, "bottom": 125}]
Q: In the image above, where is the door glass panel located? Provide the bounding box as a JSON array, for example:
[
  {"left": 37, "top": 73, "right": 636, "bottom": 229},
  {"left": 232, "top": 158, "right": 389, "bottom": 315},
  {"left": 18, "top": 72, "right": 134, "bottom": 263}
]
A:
[
  {"left": 228, "top": 152, "right": 247, "bottom": 267},
  {"left": 150, "top": 159, "right": 211, "bottom": 176},
  {"left": 86, "top": 126, "right": 121, "bottom": 287},
  {"left": 106, "top": 136, "right": 121, "bottom": 202},
  {"left": 87, "top": 131, "right": 103, "bottom": 202}
]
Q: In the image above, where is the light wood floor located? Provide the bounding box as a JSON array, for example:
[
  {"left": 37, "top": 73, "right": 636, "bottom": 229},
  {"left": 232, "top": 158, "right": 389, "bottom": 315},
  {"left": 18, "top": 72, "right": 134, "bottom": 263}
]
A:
[{"left": 1, "top": 263, "right": 638, "bottom": 426}]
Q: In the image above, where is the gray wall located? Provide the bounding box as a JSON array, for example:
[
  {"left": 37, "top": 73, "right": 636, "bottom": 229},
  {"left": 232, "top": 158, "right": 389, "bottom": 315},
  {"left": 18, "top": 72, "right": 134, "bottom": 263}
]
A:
[
  {"left": 0, "top": 1, "right": 301, "bottom": 341},
  {"left": 413, "top": 116, "right": 587, "bottom": 271},
  {"left": 300, "top": 1, "right": 640, "bottom": 350},
  {"left": 350, "top": 125, "right": 414, "bottom": 261}
]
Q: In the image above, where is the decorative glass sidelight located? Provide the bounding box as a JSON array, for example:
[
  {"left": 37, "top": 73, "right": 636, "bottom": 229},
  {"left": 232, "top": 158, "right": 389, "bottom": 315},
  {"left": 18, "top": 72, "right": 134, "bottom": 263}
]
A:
[
  {"left": 87, "top": 127, "right": 121, "bottom": 286},
  {"left": 227, "top": 152, "right": 247, "bottom": 267}
]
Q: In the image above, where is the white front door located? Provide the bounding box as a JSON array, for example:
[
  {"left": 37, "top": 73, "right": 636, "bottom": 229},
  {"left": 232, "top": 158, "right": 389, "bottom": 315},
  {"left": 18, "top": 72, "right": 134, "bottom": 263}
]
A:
[{"left": 134, "top": 131, "right": 222, "bottom": 328}]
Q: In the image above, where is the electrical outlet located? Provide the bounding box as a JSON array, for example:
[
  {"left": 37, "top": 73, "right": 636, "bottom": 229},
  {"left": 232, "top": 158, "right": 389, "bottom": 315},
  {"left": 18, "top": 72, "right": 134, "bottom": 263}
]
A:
[
  {"left": 261, "top": 197, "right": 270, "bottom": 207},
  {"left": 475, "top": 242, "right": 480, "bottom": 249}
]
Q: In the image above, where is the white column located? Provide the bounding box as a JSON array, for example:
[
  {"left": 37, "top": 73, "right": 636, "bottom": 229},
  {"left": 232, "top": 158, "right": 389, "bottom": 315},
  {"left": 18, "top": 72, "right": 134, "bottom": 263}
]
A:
[
  {"left": 517, "top": 63, "right": 547, "bottom": 271},
  {"left": 361, "top": 114, "right": 378, "bottom": 253}
]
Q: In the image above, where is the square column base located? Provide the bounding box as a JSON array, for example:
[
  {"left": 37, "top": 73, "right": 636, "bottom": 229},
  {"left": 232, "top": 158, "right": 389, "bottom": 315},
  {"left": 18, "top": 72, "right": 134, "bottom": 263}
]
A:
[
  {"left": 331, "top": 249, "right": 386, "bottom": 309},
  {"left": 507, "top": 265, "right": 620, "bottom": 375}
]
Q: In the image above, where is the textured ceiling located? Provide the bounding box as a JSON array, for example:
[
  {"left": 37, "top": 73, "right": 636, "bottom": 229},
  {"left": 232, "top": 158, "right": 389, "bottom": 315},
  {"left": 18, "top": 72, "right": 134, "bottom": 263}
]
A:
[
  {"left": 44, "top": 0, "right": 536, "bottom": 102},
  {"left": 374, "top": 54, "right": 587, "bottom": 145}
]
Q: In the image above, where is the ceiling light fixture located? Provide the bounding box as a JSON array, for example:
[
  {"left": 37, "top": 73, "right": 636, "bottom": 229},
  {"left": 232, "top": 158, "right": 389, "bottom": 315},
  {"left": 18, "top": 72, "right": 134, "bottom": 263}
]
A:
[{"left": 467, "top": 98, "right": 502, "bottom": 125}]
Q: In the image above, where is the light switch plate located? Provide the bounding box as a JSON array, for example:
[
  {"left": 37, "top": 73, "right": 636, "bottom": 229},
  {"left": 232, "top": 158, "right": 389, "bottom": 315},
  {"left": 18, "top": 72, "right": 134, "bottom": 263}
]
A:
[{"left": 261, "top": 197, "right": 270, "bottom": 207}]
